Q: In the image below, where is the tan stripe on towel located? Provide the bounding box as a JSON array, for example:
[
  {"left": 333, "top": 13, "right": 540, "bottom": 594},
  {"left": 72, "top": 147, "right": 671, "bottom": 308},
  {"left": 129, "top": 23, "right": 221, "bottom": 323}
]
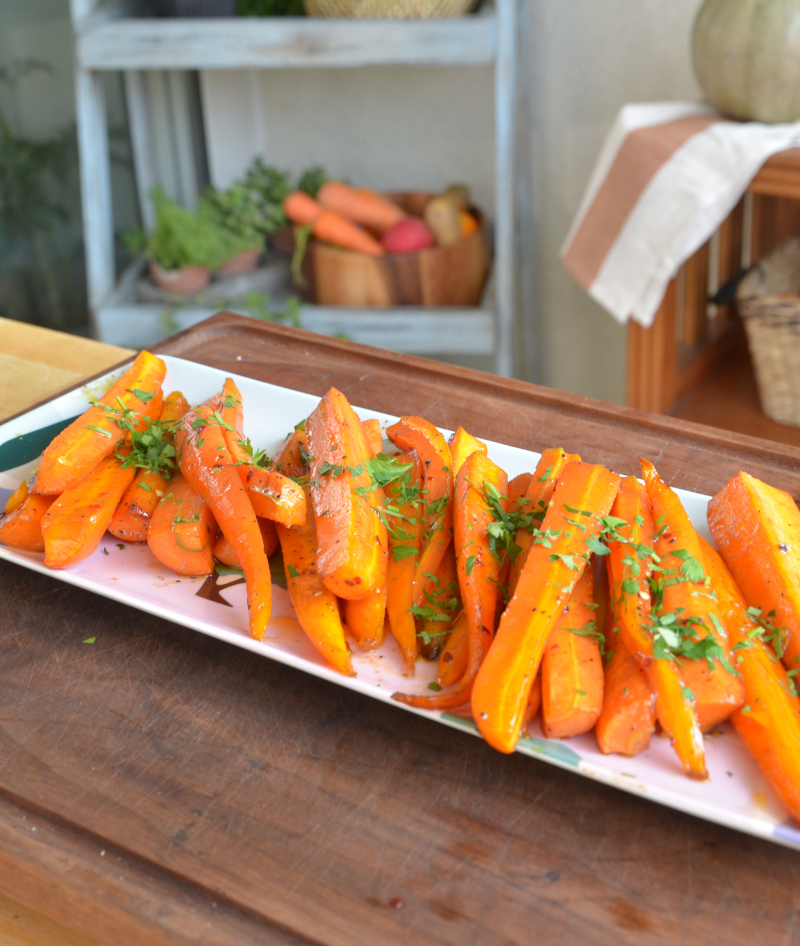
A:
[{"left": 563, "top": 114, "right": 722, "bottom": 290}]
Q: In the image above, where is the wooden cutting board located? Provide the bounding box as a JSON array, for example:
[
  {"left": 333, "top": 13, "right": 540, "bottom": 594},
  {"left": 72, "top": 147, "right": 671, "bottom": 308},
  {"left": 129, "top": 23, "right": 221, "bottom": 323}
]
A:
[{"left": 2, "top": 312, "right": 800, "bottom": 946}]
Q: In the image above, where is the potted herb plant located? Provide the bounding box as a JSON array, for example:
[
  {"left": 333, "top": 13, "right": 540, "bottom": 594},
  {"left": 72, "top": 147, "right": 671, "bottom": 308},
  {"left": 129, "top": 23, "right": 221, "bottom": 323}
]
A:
[{"left": 202, "top": 182, "right": 266, "bottom": 276}]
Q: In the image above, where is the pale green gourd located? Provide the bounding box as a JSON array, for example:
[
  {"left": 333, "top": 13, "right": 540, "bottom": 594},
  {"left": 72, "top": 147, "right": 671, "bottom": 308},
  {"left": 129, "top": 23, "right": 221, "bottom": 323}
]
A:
[{"left": 693, "top": 0, "right": 800, "bottom": 123}]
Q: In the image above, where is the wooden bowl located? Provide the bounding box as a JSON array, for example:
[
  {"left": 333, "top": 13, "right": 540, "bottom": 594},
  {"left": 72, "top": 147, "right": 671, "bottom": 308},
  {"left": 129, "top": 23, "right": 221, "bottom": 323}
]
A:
[{"left": 308, "top": 192, "right": 491, "bottom": 308}]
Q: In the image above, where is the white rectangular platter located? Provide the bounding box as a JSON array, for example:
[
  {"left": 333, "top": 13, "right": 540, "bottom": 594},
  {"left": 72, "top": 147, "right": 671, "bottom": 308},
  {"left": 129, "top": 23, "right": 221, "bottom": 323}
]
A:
[{"left": 1, "top": 354, "right": 798, "bottom": 852}]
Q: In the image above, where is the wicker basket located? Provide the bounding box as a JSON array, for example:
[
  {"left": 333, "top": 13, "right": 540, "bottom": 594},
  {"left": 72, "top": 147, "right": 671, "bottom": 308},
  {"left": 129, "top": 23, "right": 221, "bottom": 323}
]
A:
[
  {"left": 737, "top": 235, "right": 800, "bottom": 427},
  {"left": 304, "top": 0, "right": 475, "bottom": 18}
]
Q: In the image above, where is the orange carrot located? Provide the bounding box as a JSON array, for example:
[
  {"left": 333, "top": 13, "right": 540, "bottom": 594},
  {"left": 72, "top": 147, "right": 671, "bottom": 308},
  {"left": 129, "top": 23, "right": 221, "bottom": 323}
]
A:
[
  {"left": 541, "top": 567, "right": 605, "bottom": 739},
  {"left": 283, "top": 190, "right": 385, "bottom": 257},
  {"left": 345, "top": 589, "right": 387, "bottom": 652},
  {"left": 472, "top": 461, "right": 620, "bottom": 753},
  {"left": 418, "top": 541, "right": 461, "bottom": 660},
  {"left": 275, "top": 427, "right": 309, "bottom": 479},
  {"left": 317, "top": 181, "right": 406, "bottom": 235},
  {"left": 42, "top": 452, "right": 136, "bottom": 568},
  {"left": 437, "top": 610, "right": 468, "bottom": 687},
  {"left": 526, "top": 672, "right": 542, "bottom": 725},
  {"left": 0, "top": 481, "right": 56, "bottom": 552},
  {"left": 283, "top": 190, "right": 323, "bottom": 225},
  {"left": 212, "top": 516, "right": 278, "bottom": 568},
  {"left": 148, "top": 472, "right": 216, "bottom": 577},
  {"left": 595, "top": 635, "right": 655, "bottom": 757},
  {"left": 448, "top": 427, "right": 486, "bottom": 477},
  {"left": 361, "top": 419, "right": 383, "bottom": 457},
  {"left": 175, "top": 406, "right": 272, "bottom": 640},
  {"left": 35, "top": 350, "right": 166, "bottom": 495},
  {"left": 497, "top": 472, "right": 533, "bottom": 590}
]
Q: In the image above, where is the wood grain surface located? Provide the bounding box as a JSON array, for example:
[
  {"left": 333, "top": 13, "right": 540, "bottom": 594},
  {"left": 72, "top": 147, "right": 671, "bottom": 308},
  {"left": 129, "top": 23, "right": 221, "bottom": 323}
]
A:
[{"left": 2, "top": 312, "right": 800, "bottom": 946}]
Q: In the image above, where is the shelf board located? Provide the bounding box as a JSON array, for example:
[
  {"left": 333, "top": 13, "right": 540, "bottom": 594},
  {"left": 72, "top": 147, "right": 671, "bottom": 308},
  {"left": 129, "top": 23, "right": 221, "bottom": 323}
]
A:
[{"left": 76, "top": 5, "right": 496, "bottom": 70}]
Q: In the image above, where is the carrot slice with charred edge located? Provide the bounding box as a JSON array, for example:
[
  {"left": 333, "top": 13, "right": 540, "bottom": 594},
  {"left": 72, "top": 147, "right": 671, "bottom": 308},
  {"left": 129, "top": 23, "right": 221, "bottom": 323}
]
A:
[
  {"left": 148, "top": 472, "right": 216, "bottom": 576},
  {"left": 448, "top": 427, "right": 487, "bottom": 477},
  {"left": 641, "top": 458, "right": 745, "bottom": 730},
  {"left": 41, "top": 452, "right": 136, "bottom": 568},
  {"left": 418, "top": 541, "right": 461, "bottom": 661},
  {"left": 275, "top": 428, "right": 309, "bottom": 479},
  {"left": 0, "top": 481, "right": 56, "bottom": 552},
  {"left": 276, "top": 492, "right": 354, "bottom": 677},
  {"left": 212, "top": 516, "right": 278, "bottom": 568},
  {"left": 497, "top": 472, "right": 534, "bottom": 590},
  {"left": 387, "top": 417, "right": 454, "bottom": 608},
  {"left": 393, "top": 451, "right": 508, "bottom": 709},
  {"left": 345, "top": 590, "right": 387, "bottom": 652},
  {"left": 35, "top": 350, "right": 166, "bottom": 495},
  {"left": 108, "top": 390, "right": 190, "bottom": 542},
  {"left": 361, "top": 419, "right": 383, "bottom": 457},
  {"left": 708, "top": 471, "right": 800, "bottom": 672},
  {"left": 385, "top": 451, "right": 423, "bottom": 670},
  {"left": 175, "top": 406, "right": 272, "bottom": 640},
  {"left": 306, "top": 388, "right": 388, "bottom": 601},
  {"left": 438, "top": 610, "right": 468, "bottom": 687},
  {"left": 508, "top": 448, "right": 581, "bottom": 599},
  {"left": 595, "top": 636, "right": 655, "bottom": 757},
  {"left": 701, "top": 537, "right": 800, "bottom": 821},
  {"left": 607, "top": 476, "right": 706, "bottom": 778},
  {"left": 472, "top": 461, "right": 620, "bottom": 753},
  {"left": 541, "top": 567, "right": 605, "bottom": 739}
]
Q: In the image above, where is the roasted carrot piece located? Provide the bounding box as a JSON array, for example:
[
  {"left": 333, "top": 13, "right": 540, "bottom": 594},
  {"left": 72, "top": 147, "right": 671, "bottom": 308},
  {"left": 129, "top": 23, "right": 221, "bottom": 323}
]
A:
[
  {"left": 385, "top": 451, "right": 424, "bottom": 670},
  {"left": 595, "top": 635, "right": 655, "bottom": 757},
  {"left": 437, "top": 610, "right": 468, "bottom": 687},
  {"left": 276, "top": 491, "right": 354, "bottom": 676},
  {"left": 0, "top": 481, "right": 56, "bottom": 552},
  {"left": 497, "top": 473, "right": 534, "bottom": 590},
  {"left": 175, "top": 406, "right": 272, "bottom": 640},
  {"left": 35, "top": 350, "right": 166, "bottom": 495},
  {"left": 526, "top": 672, "right": 542, "bottom": 724},
  {"left": 642, "top": 458, "right": 745, "bottom": 730},
  {"left": 541, "top": 567, "right": 604, "bottom": 739},
  {"left": 708, "top": 471, "right": 800, "bottom": 671},
  {"left": 148, "top": 472, "right": 216, "bottom": 576},
  {"left": 306, "top": 388, "right": 388, "bottom": 600},
  {"left": 448, "top": 427, "right": 487, "bottom": 476},
  {"left": 275, "top": 427, "right": 309, "bottom": 479},
  {"left": 41, "top": 452, "right": 136, "bottom": 568},
  {"left": 607, "top": 476, "right": 706, "bottom": 777},
  {"left": 394, "top": 450, "right": 508, "bottom": 709},
  {"left": 108, "top": 390, "right": 190, "bottom": 542},
  {"left": 387, "top": 416, "right": 453, "bottom": 607},
  {"left": 702, "top": 538, "right": 800, "bottom": 821},
  {"left": 508, "top": 448, "right": 581, "bottom": 598},
  {"left": 361, "top": 419, "right": 383, "bottom": 456},
  {"left": 472, "top": 461, "right": 620, "bottom": 753},
  {"left": 212, "top": 516, "right": 278, "bottom": 568},
  {"left": 345, "top": 590, "right": 387, "bottom": 652},
  {"left": 418, "top": 541, "right": 461, "bottom": 661}
]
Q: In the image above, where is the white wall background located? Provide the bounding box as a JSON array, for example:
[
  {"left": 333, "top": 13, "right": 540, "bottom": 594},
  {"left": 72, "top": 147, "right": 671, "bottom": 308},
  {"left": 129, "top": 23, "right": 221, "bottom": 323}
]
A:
[{"left": 200, "top": 1, "right": 705, "bottom": 402}]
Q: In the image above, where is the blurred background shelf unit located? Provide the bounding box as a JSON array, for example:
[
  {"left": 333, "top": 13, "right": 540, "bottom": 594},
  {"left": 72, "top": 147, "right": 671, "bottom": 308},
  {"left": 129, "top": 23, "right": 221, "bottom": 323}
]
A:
[{"left": 69, "top": 0, "right": 520, "bottom": 375}]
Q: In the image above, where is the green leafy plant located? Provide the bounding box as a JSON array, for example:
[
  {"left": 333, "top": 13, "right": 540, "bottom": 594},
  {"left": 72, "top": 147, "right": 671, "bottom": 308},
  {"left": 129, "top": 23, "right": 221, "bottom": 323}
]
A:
[
  {"left": 202, "top": 181, "right": 265, "bottom": 252},
  {"left": 238, "top": 0, "right": 304, "bottom": 14},
  {"left": 241, "top": 158, "right": 292, "bottom": 235},
  {"left": 297, "top": 165, "right": 329, "bottom": 198}
]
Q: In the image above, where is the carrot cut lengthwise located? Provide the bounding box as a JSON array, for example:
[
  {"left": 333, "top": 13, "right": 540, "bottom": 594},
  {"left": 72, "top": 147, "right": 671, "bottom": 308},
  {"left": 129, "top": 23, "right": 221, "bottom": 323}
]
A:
[
  {"left": 148, "top": 473, "right": 216, "bottom": 577},
  {"left": 472, "top": 461, "right": 620, "bottom": 754},
  {"left": 438, "top": 610, "right": 469, "bottom": 688},
  {"left": 212, "top": 517, "right": 278, "bottom": 569},
  {"left": 595, "top": 637, "right": 656, "bottom": 757},
  {"left": 541, "top": 567, "right": 605, "bottom": 739},
  {"left": 0, "top": 481, "right": 56, "bottom": 552},
  {"left": 42, "top": 453, "right": 135, "bottom": 568},
  {"left": 708, "top": 471, "right": 800, "bottom": 671},
  {"left": 361, "top": 419, "right": 383, "bottom": 457},
  {"left": 35, "top": 350, "right": 166, "bottom": 495},
  {"left": 306, "top": 388, "right": 388, "bottom": 600},
  {"left": 276, "top": 491, "right": 354, "bottom": 677},
  {"left": 175, "top": 406, "right": 272, "bottom": 640},
  {"left": 394, "top": 450, "right": 508, "bottom": 709},
  {"left": 448, "top": 427, "right": 487, "bottom": 477},
  {"left": 418, "top": 542, "right": 461, "bottom": 661},
  {"left": 702, "top": 538, "right": 800, "bottom": 821}
]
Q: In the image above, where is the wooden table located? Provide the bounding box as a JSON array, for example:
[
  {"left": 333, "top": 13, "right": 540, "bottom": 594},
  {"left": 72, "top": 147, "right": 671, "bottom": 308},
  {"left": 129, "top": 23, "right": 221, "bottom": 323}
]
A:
[{"left": 3, "top": 312, "right": 800, "bottom": 946}]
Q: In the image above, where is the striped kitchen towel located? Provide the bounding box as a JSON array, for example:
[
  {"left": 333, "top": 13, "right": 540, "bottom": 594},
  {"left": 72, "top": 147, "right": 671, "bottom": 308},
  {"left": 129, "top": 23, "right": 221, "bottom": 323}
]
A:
[{"left": 561, "top": 102, "right": 800, "bottom": 328}]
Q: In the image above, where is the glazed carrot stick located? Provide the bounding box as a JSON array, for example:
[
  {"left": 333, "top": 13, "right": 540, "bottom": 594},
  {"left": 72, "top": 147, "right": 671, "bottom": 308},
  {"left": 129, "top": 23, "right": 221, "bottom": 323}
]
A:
[
  {"left": 385, "top": 451, "right": 424, "bottom": 669},
  {"left": 0, "top": 481, "right": 56, "bottom": 552},
  {"left": 275, "top": 427, "right": 309, "bottom": 479},
  {"left": 317, "top": 181, "right": 406, "bottom": 235},
  {"left": 345, "top": 590, "right": 387, "bottom": 652},
  {"left": 472, "top": 461, "right": 620, "bottom": 753},
  {"left": 212, "top": 516, "right": 278, "bottom": 568},
  {"left": 35, "top": 350, "right": 166, "bottom": 495},
  {"left": 708, "top": 471, "right": 800, "bottom": 671},
  {"left": 607, "top": 476, "right": 706, "bottom": 777},
  {"left": 448, "top": 426, "right": 486, "bottom": 477},
  {"left": 526, "top": 672, "right": 542, "bottom": 725},
  {"left": 702, "top": 538, "right": 800, "bottom": 821},
  {"left": 41, "top": 452, "right": 136, "bottom": 568},
  {"left": 418, "top": 542, "right": 461, "bottom": 661},
  {"left": 276, "top": 489, "right": 354, "bottom": 676},
  {"left": 175, "top": 406, "right": 272, "bottom": 640},
  {"left": 497, "top": 472, "right": 534, "bottom": 590},
  {"left": 306, "top": 388, "right": 388, "bottom": 600},
  {"left": 541, "top": 567, "right": 605, "bottom": 739},
  {"left": 437, "top": 610, "right": 468, "bottom": 687},
  {"left": 394, "top": 450, "right": 508, "bottom": 709},
  {"left": 507, "top": 448, "right": 581, "bottom": 598},
  {"left": 595, "top": 636, "right": 656, "bottom": 757},
  {"left": 148, "top": 472, "right": 216, "bottom": 577},
  {"left": 361, "top": 419, "right": 383, "bottom": 457},
  {"left": 108, "top": 390, "right": 190, "bottom": 542},
  {"left": 283, "top": 191, "right": 385, "bottom": 256},
  {"left": 642, "top": 458, "right": 745, "bottom": 730},
  {"left": 386, "top": 416, "right": 454, "bottom": 607}
]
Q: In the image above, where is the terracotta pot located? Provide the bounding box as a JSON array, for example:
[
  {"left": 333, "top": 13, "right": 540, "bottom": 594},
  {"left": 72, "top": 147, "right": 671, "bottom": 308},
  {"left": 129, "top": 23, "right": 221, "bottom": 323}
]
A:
[
  {"left": 217, "top": 247, "right": 262, "bottom": 277},
  {"left": 149, "top": 261, "right": 210, "bottom": 295}
]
